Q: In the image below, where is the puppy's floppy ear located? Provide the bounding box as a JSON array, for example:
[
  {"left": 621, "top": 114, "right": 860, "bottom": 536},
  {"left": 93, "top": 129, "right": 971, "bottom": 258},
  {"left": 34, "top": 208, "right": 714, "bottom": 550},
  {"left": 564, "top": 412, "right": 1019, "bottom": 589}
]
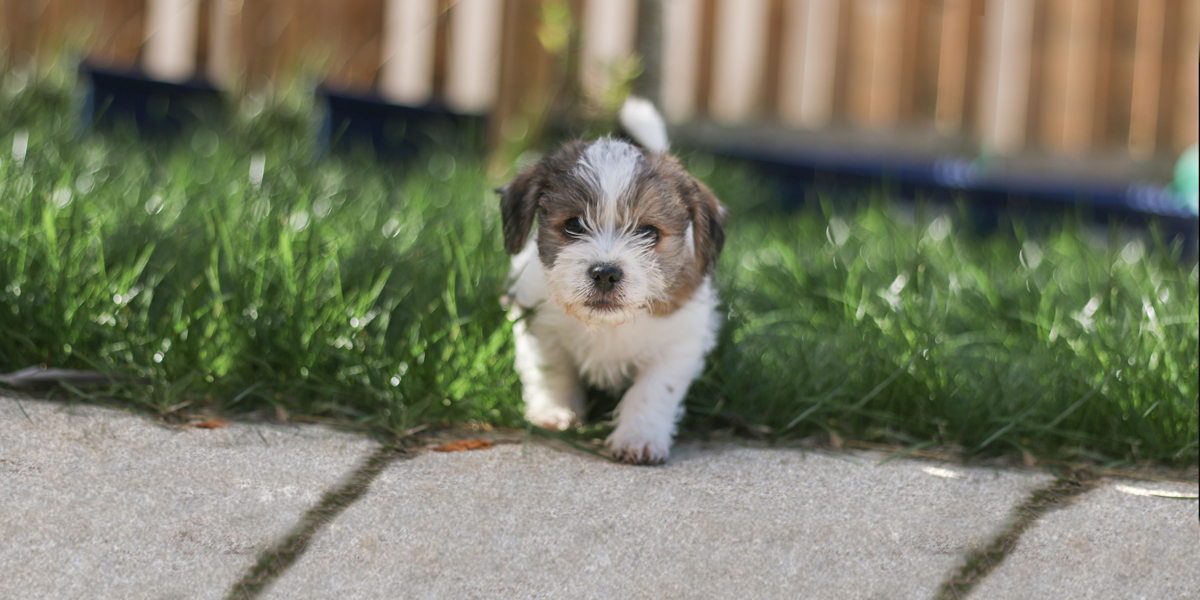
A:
[
  {"left": 496, "top": 165, "right": 543, "bottom": 255},
  {"left": 684, "top": 179, "right": 727, "bottom": 274}
]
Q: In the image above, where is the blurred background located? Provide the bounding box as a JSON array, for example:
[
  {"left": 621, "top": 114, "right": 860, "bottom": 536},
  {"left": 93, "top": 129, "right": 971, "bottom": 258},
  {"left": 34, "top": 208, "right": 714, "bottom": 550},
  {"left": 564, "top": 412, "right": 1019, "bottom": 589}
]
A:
[{"left": 2, "top": 0, "right": 1198, "bottom": 216}]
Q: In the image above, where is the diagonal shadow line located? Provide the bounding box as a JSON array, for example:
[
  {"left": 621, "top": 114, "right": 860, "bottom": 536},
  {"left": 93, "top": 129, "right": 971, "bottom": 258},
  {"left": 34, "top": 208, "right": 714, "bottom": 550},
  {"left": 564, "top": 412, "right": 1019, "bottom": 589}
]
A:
[
  {"left": 933, "top": 469, "right": 1102, "bottom": 600},
  {"left": 226, "top": 444, "right": 414, "bottom": 600}
]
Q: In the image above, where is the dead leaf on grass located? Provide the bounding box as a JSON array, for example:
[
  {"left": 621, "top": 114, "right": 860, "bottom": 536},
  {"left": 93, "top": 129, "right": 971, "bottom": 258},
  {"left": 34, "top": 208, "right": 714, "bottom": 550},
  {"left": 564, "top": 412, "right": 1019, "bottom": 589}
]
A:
[
  {"left": 431, "top": 439, "right": 494, "bottom": 452},
  {"left": 190, "top": 417, "right": 229, "bottom": 429}
]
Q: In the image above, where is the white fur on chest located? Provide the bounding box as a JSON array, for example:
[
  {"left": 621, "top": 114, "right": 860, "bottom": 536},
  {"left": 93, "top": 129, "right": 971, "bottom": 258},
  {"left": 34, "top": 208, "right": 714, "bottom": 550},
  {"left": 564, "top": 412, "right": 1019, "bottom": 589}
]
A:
[{"left": 507, "top": 238, "right": 720, "bottom": 393}]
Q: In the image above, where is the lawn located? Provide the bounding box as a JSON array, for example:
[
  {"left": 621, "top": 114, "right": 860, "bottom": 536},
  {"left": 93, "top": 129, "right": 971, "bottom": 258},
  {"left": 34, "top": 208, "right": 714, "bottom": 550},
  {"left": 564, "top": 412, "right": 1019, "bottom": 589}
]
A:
[{"left": 2, "top": 66, "right": 1196, "bottom": 467}]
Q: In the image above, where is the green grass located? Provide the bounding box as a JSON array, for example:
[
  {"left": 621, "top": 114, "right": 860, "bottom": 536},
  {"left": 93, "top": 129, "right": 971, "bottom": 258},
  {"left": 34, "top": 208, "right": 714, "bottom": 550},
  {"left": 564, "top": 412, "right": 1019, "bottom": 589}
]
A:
[{"left": 2, "top": 66, "right": 1197, "bottom": 466}]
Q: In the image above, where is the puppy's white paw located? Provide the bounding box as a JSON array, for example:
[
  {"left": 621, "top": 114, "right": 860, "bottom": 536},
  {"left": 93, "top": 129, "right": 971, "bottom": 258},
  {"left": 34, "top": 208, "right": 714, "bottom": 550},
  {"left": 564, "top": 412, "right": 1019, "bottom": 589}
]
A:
[
  {"left": 526, "top": 405, "right": 579, "bottom": 431},
  {"left": 605, "top": 424, "right": 670, "bottom": 465}
]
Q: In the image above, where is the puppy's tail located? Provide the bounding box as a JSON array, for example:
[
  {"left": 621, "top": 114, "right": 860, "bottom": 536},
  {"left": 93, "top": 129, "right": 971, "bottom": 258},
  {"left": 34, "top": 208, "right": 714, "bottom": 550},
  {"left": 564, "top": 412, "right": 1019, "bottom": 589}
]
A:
[{"left": 619, "top": 96, "right": 669, "bottom": 154}]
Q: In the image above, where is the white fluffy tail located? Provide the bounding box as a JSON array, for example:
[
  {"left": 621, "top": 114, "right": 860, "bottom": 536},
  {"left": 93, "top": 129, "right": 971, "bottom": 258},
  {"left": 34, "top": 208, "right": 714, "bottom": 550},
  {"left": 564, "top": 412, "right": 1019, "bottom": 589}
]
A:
[{"left": 619, "top": 97, "right": 669, "bottom": 154}]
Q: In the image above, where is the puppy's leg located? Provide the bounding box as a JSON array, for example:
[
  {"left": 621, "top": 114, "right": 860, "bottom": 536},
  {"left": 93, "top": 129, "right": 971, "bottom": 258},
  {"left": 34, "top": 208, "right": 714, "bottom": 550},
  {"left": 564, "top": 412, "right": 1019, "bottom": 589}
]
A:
[
  {"left": 514, "top": 319, "right": 585, "bottom": 430},
  {"left": 606, "top": 353, "right": 705, "bottom": 465}
]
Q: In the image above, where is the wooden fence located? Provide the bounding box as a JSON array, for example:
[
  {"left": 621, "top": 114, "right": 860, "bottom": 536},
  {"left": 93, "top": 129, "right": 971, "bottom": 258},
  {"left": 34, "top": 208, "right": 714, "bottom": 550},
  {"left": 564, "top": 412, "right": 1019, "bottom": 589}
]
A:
[{"left": 3, "top": 0, "right": 1197, "bottom": 160}]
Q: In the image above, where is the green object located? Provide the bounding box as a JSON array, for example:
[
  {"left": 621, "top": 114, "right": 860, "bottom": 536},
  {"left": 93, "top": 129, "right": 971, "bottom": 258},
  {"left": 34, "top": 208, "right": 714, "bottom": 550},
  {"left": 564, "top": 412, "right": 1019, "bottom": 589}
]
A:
[
  {"left": 3, "top": 65, "right": 1197, "bottom": 466},
  {"left": 1174, "top": 143, "right": 1199, "bottom": 213}
]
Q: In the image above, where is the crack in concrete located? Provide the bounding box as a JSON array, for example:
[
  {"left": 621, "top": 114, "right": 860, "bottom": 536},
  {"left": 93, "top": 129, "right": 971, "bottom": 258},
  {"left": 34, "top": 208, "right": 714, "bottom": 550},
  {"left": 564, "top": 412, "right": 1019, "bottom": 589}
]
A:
[
  {"left": 934, "top": 469, "right": 1102, "bottom": 600},
  {"left": 226, "top": 444, "right": 413, "bottom": 600}
]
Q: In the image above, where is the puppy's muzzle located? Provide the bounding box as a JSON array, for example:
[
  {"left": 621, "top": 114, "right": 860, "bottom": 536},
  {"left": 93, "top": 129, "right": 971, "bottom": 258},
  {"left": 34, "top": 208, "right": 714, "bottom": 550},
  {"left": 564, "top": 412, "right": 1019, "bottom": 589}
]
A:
[{"left": 588, "top": 263, "right": 623, "bottom": 292}]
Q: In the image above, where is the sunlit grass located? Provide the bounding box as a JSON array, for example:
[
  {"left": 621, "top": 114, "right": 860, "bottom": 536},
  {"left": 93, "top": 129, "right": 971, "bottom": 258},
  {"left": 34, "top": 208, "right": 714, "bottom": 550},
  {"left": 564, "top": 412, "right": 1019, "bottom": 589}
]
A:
[
  {"left": 1, "top": 66, "right": 1196, "bottom": 465},
  {"left": 1, "top": 67, "right": 521, "bottom": 437},
  {"left": 695, "top": 175, "right": 1198, "bottom": 466}
]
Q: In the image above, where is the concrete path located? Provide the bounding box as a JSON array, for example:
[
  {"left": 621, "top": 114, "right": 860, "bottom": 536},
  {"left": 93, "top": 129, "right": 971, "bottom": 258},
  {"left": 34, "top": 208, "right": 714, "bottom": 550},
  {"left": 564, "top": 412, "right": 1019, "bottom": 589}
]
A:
[
  {"left": 0, "top": 396, "right": 377, "bottom": 600},
  {"left": 1, "top": 395, "right": 1196, "bottom": 600},
  {"left": 971, "top": 481, "right": 1198, "bottom": 600}
]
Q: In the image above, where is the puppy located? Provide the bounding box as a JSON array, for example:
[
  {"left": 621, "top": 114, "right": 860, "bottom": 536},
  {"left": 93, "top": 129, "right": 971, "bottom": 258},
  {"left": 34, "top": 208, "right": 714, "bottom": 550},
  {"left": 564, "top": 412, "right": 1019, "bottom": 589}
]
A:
[{"left": 498, "top": 98, "right": 727, "bottom": 465}]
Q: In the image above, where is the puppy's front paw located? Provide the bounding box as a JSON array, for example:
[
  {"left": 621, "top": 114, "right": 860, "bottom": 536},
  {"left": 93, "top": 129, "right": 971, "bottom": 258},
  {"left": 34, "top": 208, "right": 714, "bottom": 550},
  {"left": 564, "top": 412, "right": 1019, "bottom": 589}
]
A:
[
  {"left": 525, "top": 405, "right": 579, "bottom": 431},
  {"left": 605, "top": 425, "right": 670, "bottom": 465}
]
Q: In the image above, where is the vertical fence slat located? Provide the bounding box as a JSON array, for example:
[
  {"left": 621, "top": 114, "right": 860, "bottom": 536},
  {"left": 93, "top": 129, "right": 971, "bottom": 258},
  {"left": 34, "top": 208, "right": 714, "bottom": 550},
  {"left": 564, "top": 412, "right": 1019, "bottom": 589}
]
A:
[
  {"left": 143, "top": 0, "right": 201, "bottom": 83},
  {"left": 236, "top": 0, "right": 278, "bottom": 88},
  {"left": 780, "top": 0, "right": 841, "bottom": 128},
  {"left": 322, "top": 0, "right": 385, "bottom": 93},
  {"left": 1062, "top": 0, "right": 1101, "bottom": 150},
  {"left": 777, "top": 0, "right": 807, "bottom": 127},
  {"left": 709, "top": 0, "right": 771, "bottom": 123},
  {"left": 488, "top": 0, "right": 557, "bottom": 172},
  {"left": 1101, "top": 0, "right": 1138, "bottom": 148},
  {"left": 1128, "top": 0, "right": 1165, "bottom": 157},
  {"left": 195, "top": 0, "right": 210, "bottom": 76},
  {"left": 662, "top": 0, "right": 703, "bottom": 122},
  {"left": 846, "top": 0, "right": 907, "bottom": 127},
  {"left": 832, "top": 0, "right": 855, "bottom": 121},
  {"left": 581, "top": 0, "right": 638, "bottom": 102},
  {"left": 935, "top": 0, "right": 972, "bottom": 133},
  {"left": 1, "top": 0, "right": 17, "bottom": 61},
  {"left": 908, "top": 0, "right": 940, "bottom": 123},
  {"left": 758, "top": 0, "right": 787, "bottom": 117},
  {"left": 87, "top": 0, "right": 147, "bottom": 69},
  {"left": 2, "top": 0, "right": 77, "bottom": 64},
  {"left": 1088, "top": 0, "right": 1115, "bottom": 149},
  {"left": 207, "top": 0, "right": 240, "bottom": 88},
  {"left": 872, "top": 0, "right": 906, "bottom": 126},
  {"left": 3, "top": 0, "right": 32, "bottom": 62},
  {"left": 897, "top": 0, "right": 925, "bottom": 121},
  {"left": 430, "top": 0, "right": 450, "bottom": 97},
  {"left": 846, "top": 0, "right": 873, "bottom": 124},
  {"left": 1040, "top": 0, "right": 1102, "bottom": 151},
  {"left": 979, "top": 0, "right": 1036, "bottom": 154},
  {"left": 1154, "top": 0, "right": 1181, "bottom": 158},
  {"left": 693, "top": 0, "right": 717, "bottom": 116},
  {"left": 380, "top": 0, "right": 436, "bottom": 105},
  {"left": 1173, "top": 0, "right": 1199, "bottom": 152},
  {"left": 580, "top": 0, "right": 638, "bottom": 102},
  {"left": 444, "top": 0, "right": 502, "bottom": 114},
  {"left": 1039, "top": 0, "right": 1069, "bottom": 150},
  {"left": 634, "top": 0, "right": 664, "bottom": 105},
  {"left": 1022, "top": 0, "right": 1045, "bottom": 148},
  {"left": 1, "top": 0, "right": 24, "bottom": 61}
]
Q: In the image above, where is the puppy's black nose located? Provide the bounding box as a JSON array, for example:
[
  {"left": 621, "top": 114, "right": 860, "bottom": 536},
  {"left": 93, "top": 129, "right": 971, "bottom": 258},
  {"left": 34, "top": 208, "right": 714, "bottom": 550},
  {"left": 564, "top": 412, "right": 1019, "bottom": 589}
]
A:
[{"left": 589, "top": 263, "right": 623, "bottom": 292}]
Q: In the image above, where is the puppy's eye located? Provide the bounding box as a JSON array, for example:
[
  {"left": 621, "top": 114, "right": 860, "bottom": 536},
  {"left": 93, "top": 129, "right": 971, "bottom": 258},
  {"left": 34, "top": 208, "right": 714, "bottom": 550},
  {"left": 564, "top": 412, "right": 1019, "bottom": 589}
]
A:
[
  {"left": 637, "top": 225, "right": 660, "bottom": 244},
  {"left": 563, "top": 217, "right": 585, "bottom": 237}
]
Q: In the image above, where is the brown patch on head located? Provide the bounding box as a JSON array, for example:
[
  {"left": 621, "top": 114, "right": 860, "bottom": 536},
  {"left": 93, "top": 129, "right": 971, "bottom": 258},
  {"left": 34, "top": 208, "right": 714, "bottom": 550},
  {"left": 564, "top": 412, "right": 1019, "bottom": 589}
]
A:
[
  {"left": 631, "top": 152, "right": 727, "bottom": 315},
  {"left": 497, "top": 142, "right": 587, "bottom": 255},
  {"left": 530, "top": 151, "right": 600, "bottom": 269}
]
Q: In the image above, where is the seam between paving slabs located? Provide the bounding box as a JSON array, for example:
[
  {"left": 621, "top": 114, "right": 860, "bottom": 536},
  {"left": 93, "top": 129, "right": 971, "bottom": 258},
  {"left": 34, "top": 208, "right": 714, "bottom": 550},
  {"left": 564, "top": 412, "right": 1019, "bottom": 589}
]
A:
[
  {"left": 933, "top": 469, "right": 1102, "bottom": 600},
  {"left": 226, "top": 443, "right": 414, "bottom": 600}
]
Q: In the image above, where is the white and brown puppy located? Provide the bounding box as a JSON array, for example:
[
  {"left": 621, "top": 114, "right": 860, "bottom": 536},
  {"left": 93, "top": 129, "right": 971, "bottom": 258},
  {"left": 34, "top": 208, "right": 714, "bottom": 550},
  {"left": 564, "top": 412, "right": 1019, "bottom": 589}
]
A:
[{"left": 498, "top": 98, "right": 726, "bottom": 465}]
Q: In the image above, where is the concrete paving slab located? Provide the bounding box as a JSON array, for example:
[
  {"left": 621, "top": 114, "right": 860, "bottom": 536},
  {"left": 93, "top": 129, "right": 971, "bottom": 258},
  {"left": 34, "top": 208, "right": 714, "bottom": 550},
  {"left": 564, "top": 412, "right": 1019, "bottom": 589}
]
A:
[
  {"left": 0, "top": 396, "right": 378, "bottom": 600},
  {"left": 971, "top": 480, "right": 1200, "bottom": 600},
  {"left": 264, "top": 440, "right": 1049, "bottom": 600}
]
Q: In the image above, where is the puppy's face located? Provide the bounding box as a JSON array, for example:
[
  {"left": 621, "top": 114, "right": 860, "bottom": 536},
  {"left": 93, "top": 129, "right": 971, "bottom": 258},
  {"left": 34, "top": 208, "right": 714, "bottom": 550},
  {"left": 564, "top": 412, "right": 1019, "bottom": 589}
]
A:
[{"left": 500, "top": 138, "right": 725, "bottom": 326}]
